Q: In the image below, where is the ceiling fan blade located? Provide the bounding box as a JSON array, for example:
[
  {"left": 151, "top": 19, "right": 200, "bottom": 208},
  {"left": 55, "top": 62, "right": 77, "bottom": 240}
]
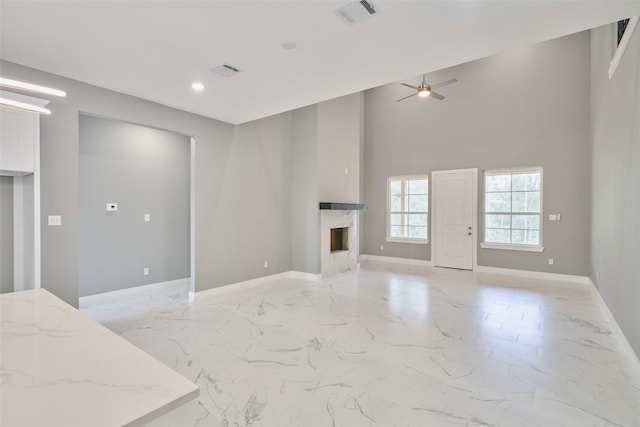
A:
[
  {"left": 396, "top": 93, "right": 418, "bottom": 102},
  {"left": 429, "top": 91, "right": 445, "bottom": 100},
  {"left": 431, "top": 78, "right": 457, "bottom": 89},
  {"left": 401, "top": 83, "right": 419, "bottom": 90}
]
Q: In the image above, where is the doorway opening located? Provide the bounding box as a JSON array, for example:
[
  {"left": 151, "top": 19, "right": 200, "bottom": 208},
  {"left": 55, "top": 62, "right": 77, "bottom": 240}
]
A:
[{"left": 78, "top": 114, "right": 193, "bottom": 304}]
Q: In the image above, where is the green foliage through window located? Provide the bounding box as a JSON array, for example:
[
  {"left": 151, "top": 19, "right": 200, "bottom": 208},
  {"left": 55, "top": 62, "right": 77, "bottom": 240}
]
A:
[
  {"left": 388, "top": 176, "right": 429, "bottom": 240},
  {"left": 484, "top": 169, "right": 542, "bottom": 246}
]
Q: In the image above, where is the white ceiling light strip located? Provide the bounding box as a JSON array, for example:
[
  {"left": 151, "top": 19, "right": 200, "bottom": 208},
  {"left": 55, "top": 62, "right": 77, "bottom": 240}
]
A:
[
  {"left": 0, "top": 77, "right": 66, "bottom": 97},
  {"left": 0, "top": 97, "right": 51, "bottom": 115}
]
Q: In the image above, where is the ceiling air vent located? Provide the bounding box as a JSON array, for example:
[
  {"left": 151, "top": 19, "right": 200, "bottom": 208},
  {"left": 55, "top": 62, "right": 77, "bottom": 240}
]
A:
[
  {"left": 209, "top": 64, "right": 242, "bottom": 78},
  {"left": 337, "top": 0, "right": 378, "bottom": 25}
]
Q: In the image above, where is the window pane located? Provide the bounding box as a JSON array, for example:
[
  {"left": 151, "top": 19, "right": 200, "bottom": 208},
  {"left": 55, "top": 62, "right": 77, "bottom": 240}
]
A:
[
  {"left": 524, "top": 230, "right": 540, "bottom": 245},
  {"left": 512, "top": 214, "right": 539, "bottom": 230},
  {"left": 485, "top": 192, "right": 511, "bottom": 212},
  {"left": 512, "top": 230, "right": 539, "bottom": 245},
  {"left": 408, "top": 194, "right": 428, "bottom": 212},
  {"left": 484, "top": 169, "right": 542, "bottom": 248},
  {"left": 390, "top": 195, "right": 402, "bottom": 212},
  {"left": 390, "top": 214, "right": 403, "bottom": 226},
  {"left": 486, "top": 174, "right": 511, "bottom": 192},
  {"left": 485, "top": 214, "right": 511, "bottom": 229},
  {"left": 485, "top": 228, "right": 510, "bottom": 243},
  {"left": 408, "top": 214, "right": 427, "bottom": 226},
  {"left": 408, "top": 179, "right": 428, "bottom": 194},
  {"left": 408, "top": 226, "right": 427, "bottom": 239},
  {"left": 388, "top": 176, "right": 429, "bottom": 241},
  {"left": 512, "top": 172, "right": 540, "bottom": 191},
  {"left": 512, "top": 191, "right": 540, "bottom": 213},
  {"left": 390, "top": 180, "right": 402, "bottom": 196},
  {"left": 390, "top": 225, "right": 404, "bottom": 238}
]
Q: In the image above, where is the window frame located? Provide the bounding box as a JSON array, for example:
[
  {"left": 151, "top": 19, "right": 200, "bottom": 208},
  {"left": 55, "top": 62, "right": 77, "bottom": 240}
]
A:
[
  {"left": 480, "top": 167, "right": 544, "bottom": 252},
  {"left": 386, "top": 175, "right": 430, "bottom": 244}
]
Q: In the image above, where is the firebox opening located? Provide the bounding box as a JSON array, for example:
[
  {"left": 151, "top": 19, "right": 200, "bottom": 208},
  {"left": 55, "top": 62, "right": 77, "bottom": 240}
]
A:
[{"left": 331, "top": 227, "right": 349, "bottom": 253}]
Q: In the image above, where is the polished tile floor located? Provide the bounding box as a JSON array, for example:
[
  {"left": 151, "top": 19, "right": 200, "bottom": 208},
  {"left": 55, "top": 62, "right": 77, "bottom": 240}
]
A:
[{"left": 80, "top": 262, "right": 640, "bottom": 426}]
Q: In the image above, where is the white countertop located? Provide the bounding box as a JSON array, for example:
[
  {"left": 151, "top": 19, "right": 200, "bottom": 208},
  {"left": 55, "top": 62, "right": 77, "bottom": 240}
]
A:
[{"left": 1, "top": 289, "right": 199, "bottom": 427}]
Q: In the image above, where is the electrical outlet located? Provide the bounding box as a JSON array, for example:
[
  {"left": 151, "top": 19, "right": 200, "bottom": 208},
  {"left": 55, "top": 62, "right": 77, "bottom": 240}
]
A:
[
  {"left": 143, "top": 267, "right": 149, "bottom": 276},
  {"left": 548, "top": 258, "right": 554, "bottom": 265},
  {"left": 144, "top": 213, "right": 150, "bottom": 222},
  {"left": 380, "top": 245, "right": 384, "bottom": 251},
  {"left": 264, "top": 261, "right": 268, "bottom": 268}
]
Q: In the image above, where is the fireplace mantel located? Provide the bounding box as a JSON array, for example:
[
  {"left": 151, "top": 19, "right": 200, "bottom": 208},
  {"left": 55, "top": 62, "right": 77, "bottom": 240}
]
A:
[{"left": 319, "top": 202, "right": 368, "bottom": 211}]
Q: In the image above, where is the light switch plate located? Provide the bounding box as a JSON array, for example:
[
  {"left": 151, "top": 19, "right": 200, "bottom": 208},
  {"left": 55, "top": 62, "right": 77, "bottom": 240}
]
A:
[{"left": 48, "top": 215, "right": 62, "bottom": 226}]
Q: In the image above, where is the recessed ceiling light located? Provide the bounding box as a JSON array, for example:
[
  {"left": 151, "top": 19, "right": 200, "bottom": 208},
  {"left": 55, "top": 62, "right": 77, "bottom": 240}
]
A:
[{"left": 191, "top": 82, "right": 204, "bottom": 91}]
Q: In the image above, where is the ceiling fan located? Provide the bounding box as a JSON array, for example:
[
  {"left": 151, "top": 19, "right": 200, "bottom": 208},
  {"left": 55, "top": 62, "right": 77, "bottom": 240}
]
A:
[{"left": 397, "top": 75, "right": 457, "bottom": 102}]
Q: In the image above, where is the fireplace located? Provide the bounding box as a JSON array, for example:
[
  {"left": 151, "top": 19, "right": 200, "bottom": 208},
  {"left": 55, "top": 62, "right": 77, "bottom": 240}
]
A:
[
  {"left": 319, "top": 203, "right": 366, "bottom": 278},
  {"left": 330, "top": 227, "right": 349, "bottom": 252}
]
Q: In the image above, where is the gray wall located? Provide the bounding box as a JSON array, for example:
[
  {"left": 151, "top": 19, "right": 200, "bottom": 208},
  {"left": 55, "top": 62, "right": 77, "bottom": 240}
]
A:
[
  {"left": 590, "top": 24, "right": 640, "bottom": 357},
  {"left": 79, "top": 115, "right": 190, "bottom": 296},
  {"left": 317, "top": 93, "right": 364, "bottom": 203},
  {"left": 362, "top": 31, "right": 592, "bottom": 276},
  {"left": 289, "top": 93, "right": 364, "bottom": 275},
  {"left": 291, "top": 106, "right": 320, "bottom": 274},
  {"left": 0, "top": 60, "right": 302, "bottom": 306},
  {"left": 210, "top": 113, "right": 295, "bottom": 285},
  {"left": 0, "top": 176, "right": 13, "bottom": 293}
]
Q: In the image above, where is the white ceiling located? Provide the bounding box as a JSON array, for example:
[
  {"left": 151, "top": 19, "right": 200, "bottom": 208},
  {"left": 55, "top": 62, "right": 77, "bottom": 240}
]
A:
[{"left": 1, "top": 1, "right": 639, "bottom": 124}]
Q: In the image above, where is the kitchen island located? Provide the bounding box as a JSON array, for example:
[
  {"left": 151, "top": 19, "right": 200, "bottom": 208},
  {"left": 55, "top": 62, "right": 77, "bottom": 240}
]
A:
[{"left": 1, "top": 288, "right": 198, "bottom": 426}]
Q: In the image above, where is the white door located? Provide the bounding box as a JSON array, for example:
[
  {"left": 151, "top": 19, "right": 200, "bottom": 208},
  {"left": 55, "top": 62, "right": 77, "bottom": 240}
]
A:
[{"left": 432, "top": 169, "right": 477, "bottom": 270}]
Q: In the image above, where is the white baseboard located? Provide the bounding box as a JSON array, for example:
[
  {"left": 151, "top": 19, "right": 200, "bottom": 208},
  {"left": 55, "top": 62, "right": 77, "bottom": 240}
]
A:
[
  {"left": 587, "top": 278, "right": 639, "bottom": 362},
  {"left": 290, "top": 271, "right": 322, "bottom": 282},
  {"left": 360, "top": 254, "right": 589, "bottom": 285},
  {"left": 195, "top": 270, "right": 321, "bottom": 300},
  {"left": 473, "top": 266, "right": 591, "bottom": 285},
  {"left": 80, "top": 277, "right": 191, "bottom": 302},
  {"left": 359, "top": 254, "right": 434, "bottom": 268}
]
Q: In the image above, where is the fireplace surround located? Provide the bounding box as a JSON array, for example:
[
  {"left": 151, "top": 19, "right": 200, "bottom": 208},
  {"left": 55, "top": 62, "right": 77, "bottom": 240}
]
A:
[{"left": 319, "top": 202, "right": 367, "bottom": 278}]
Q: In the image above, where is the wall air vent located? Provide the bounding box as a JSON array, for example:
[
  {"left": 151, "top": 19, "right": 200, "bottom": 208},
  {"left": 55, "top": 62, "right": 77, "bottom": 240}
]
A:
[
  {"left": 337, "top": 0, "right": 378, "bottom": 25},
  {"left": 209, "top": 64, "right": 242, "bottom": 78}
]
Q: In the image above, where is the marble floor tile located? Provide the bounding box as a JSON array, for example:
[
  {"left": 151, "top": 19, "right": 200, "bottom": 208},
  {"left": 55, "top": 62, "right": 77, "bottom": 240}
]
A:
[{"left": 80, "top": 263, "right": 640, "bottom": 427}]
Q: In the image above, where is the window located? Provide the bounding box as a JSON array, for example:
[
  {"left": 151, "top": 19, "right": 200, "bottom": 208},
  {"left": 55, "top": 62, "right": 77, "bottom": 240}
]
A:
[
  {"left": 387, "top": 176, "right": 429, "bottom": 243},
  {"left": 482, "top": 168, "right": 543, "bottom": 252}
]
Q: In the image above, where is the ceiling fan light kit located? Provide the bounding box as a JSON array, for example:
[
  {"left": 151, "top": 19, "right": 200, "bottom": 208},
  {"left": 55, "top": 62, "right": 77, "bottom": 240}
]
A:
[{"left": 397, "top": 75, "right": 457, "bottom": 102}]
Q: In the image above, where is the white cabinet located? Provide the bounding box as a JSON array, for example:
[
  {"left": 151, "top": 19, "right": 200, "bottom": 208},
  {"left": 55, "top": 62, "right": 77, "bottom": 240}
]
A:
[
  {"left": 0, "top": 105, "right": 38, "bottom": 176},
  {"left": 0, "top": 92, "right": 45, "bottom": 291}
]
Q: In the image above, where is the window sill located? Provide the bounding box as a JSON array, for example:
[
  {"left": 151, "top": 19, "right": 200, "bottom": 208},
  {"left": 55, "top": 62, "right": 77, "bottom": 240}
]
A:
[
  {"left": 480, "top": 243, "right": 544, "bottom": 252},
  {"left": 386, "top": 237, "right": 429, "bottom": 245}
]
